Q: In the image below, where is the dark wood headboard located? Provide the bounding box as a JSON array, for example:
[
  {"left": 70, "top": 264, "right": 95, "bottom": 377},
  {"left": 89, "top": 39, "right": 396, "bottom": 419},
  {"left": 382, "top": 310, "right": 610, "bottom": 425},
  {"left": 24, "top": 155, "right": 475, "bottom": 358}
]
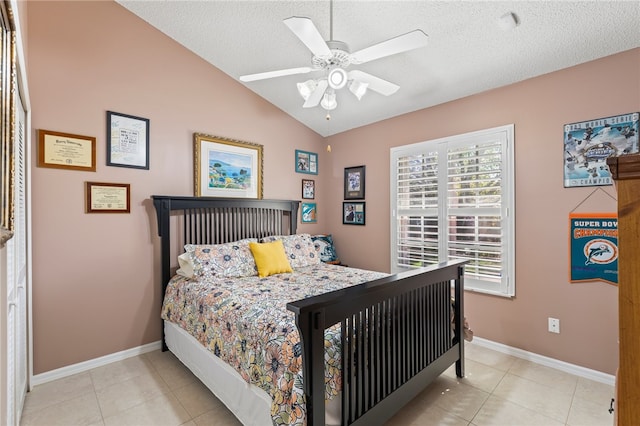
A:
[{"left": 152, "top": 196, "right": 300, "bottom": 345}]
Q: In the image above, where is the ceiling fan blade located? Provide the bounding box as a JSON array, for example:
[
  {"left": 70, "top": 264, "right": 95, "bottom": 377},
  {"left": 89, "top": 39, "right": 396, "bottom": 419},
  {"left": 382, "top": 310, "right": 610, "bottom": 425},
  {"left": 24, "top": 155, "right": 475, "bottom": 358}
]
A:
[
  {"left": 303, "top": 80, "right": 328, "bottom": 108},
  {"left": 239, "top": 67, "right": 313, "bottom": 82},
  {"left": 284, "top": 17, "right": 331, "bottom": 58},
  {"left": 350, "top": 30, "right": 428, "bottom": 64},
  {"left": 348, "top": 70, "right": 399, "bottom": 96}
]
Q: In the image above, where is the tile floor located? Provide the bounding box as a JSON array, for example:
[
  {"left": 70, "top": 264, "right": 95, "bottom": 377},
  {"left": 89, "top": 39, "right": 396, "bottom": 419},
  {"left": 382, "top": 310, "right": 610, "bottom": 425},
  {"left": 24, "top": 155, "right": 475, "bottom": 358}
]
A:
[{"left": 20, "top": 342, "right": 615, "bottom": 426}]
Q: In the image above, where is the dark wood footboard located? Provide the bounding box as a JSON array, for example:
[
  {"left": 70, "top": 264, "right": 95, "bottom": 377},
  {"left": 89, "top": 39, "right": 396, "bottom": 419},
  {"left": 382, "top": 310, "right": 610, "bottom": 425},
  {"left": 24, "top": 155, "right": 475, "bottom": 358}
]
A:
[
  {"left": 152, "top": 195, "right": 466, "bottom": 425},
  {"left": 287, "top": 260, "right": 466, "bottom": 426}
]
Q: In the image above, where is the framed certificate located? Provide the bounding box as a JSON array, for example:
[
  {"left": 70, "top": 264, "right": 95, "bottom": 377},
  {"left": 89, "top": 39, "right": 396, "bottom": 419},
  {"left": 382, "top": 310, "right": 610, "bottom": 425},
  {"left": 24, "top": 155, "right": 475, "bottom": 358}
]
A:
[
  {"left": 37, "top": 129, "right": 96, "bottom": 172},
  {"left": 85, "top": 182, "right": 131, "bottom": 213},
  {"left": 107, "top": 111, "right": 150, "bottom": 170}
]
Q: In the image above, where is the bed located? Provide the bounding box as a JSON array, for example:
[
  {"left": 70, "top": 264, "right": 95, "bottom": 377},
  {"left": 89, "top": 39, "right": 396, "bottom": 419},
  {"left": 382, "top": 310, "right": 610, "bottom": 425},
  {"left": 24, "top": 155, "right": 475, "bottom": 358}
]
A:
[{"left": 152, "top": 195, "right": 466, "bottom": 425}]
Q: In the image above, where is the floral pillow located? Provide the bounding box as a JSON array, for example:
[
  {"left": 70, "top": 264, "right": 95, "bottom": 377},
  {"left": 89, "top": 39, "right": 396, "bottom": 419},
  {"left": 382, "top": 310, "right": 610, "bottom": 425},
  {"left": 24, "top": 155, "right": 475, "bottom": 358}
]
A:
[
  {"left": 182, "top": 238, "right": 258, "bottom": 279},
  {"left": 260, "top": 233, "right": 321, "bottom": 268},
  {"left": 311, "top": 234, "right": 341, "bottom": 265}
]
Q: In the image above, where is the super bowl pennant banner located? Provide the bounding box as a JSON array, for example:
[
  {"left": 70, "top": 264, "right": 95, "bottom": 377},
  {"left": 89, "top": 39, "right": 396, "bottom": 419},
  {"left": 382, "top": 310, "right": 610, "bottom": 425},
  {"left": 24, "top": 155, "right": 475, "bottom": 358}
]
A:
[{"left": 569, "top": 213, "right": 618, "bottom": 285}]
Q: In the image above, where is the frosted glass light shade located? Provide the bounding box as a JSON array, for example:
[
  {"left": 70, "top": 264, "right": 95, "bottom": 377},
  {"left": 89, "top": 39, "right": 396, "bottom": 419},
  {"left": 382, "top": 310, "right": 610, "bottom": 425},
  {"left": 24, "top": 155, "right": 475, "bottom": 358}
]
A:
[
  {"left": 297, "top": 79, "right": 317, "bottom": 100},
  {"left": 320, "top": 91, "right": 337, "bottom": 110},
  {"left": 349, "top": 80, "right": 369, "bottom": 100}
]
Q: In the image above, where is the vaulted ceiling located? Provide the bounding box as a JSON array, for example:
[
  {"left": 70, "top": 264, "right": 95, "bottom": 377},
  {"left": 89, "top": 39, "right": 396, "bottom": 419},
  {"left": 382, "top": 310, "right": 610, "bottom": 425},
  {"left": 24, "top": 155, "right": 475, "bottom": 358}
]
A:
[{"left": 117, "top": 1, "right": 640, "bottom": 136}]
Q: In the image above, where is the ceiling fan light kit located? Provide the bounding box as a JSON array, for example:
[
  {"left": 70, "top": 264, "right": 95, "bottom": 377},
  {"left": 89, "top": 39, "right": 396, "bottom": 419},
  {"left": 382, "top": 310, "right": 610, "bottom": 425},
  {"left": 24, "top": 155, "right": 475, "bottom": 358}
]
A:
[
  {"left": 240, "top": 11, "right": 428, "bottom": 113},
  {"left": 328, "top": 68, "right": 348, "bottom": 90}
]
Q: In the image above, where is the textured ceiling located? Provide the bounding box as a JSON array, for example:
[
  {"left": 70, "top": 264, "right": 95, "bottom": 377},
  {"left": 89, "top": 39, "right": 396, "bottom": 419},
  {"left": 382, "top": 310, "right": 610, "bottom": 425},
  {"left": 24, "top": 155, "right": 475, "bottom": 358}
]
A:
[{"left": 117, "top": 1, "right": 639, "bottom": 137}]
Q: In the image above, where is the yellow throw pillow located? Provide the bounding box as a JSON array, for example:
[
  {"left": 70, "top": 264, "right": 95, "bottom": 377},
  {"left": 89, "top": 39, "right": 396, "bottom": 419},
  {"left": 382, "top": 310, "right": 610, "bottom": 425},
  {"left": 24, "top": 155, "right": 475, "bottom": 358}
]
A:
[{"left": 249, "top": 240, "right": 293, "bottom": 277}]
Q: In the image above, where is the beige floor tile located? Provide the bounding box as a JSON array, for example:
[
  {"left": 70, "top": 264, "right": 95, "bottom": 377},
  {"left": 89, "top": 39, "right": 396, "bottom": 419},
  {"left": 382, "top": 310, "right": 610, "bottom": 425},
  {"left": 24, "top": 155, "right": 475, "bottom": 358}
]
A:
[
  {"left": 96, "top": 370, "right": 171, "bottom": 418},
  {"left": 192, "top": 407, "right": 243, "bottom": 426},
  {"left": 445, "top": 359, "right": 507, "bottom": 394},
  {"left": 471, "top": 394, "right": 564, "bottom": 426},
  {"left": 508, "top": 357, "right": 578, "bottom": 394},
  {"left": 20, "top": 392, "right": 102, "bottom": 426},
  {"left": 152, "top": 356, "right": 199, "bottom": 391},
  {"left": 415, "top": 375, "right": 464, "bottom": 406},
  {"left": 22, "top": 372, "right": 94, "bottom": 414},
  {"left": 464, "top": 343, "right": 518, "bottom": 372},
  {"left": 492, "top": 373, "right": 572, "bottom": 423},
  {"left": 567, "top": 395, "right": 616, "bottom": 426},
  {"left": 387, "top": 401, "right": 470, "bottom": 426},
  {"left": 574, "top": 376, "right": 615, "bottom": 405},
  {"left": 420, "top": 373, "right": 490, "bottom": 421},
  {"left": 172, "top": 378, "right": 225, "bottom": 418},
  {"left": 22, "top": 344, "right": 614, "bottom": 426},
  {"left": 102, "top": 393, "right": 191, "bottom": 426},
  {"left": 144, "top": 349, "right": 183, "bottom": 370},
  {"left": 90, "top": 355, "right": 157, "bottom": 390}
]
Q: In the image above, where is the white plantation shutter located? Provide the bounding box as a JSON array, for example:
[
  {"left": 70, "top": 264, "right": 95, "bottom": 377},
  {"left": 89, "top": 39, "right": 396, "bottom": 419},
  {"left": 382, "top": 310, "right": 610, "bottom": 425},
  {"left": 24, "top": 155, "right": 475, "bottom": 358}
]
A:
[{"left": 391, "top": 125, "right": 515, "bottom": 296}]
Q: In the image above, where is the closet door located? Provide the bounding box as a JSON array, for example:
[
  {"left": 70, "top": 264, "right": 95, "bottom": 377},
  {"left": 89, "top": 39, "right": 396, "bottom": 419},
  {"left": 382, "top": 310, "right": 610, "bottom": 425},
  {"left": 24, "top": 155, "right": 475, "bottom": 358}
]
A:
[
  {"left": 2, "top": 6, "right": 27, "bottom": 418},
  {"left": 5, "top": 79, "right": 26, "bottom": 426},
  {"left": 14, "top": 90, "right": 28, "bottom": 423}
]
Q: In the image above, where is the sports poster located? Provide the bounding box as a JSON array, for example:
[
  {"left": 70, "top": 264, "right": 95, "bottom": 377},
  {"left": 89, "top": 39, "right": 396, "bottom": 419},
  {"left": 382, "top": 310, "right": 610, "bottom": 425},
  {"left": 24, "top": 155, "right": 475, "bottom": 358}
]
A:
[
  {"left": 569, "top": 213, "right": 618, "bottom": 285},
  {"left": 563, "top": 112, "right": 639, "bottom": 187}
]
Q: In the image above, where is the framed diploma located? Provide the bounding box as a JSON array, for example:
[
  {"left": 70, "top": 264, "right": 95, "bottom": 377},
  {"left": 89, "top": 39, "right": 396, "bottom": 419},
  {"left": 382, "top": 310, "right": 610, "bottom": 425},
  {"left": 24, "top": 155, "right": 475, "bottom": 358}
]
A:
[
  {"left": 85, "top": 182, "right": 131, "bottom": 213},
  {"left": 37, "top": 129, "right": 96, "bottom": 171},
  {"left": 107, "top": 111, "right": 150, "bottom": 170}
]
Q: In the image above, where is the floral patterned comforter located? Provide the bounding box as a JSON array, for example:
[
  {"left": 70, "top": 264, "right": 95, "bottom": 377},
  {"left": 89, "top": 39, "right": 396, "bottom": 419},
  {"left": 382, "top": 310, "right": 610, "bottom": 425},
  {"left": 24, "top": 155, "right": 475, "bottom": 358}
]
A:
[{"left": 161, "top": 263, "right": 387, "bottom": 425}]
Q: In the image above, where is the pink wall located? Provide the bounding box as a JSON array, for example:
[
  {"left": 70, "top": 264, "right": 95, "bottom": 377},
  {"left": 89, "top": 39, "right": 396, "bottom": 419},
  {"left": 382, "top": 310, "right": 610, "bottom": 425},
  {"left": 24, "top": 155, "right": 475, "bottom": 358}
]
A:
[
  {"left": 27, "top": 1, "right": 638, "bottom": 376},
  {"left": 27, "top": 1, "right": 326, "bottom": 374},
  {"left": 326, "top": 48, "right": 639, "bottom": 375}
]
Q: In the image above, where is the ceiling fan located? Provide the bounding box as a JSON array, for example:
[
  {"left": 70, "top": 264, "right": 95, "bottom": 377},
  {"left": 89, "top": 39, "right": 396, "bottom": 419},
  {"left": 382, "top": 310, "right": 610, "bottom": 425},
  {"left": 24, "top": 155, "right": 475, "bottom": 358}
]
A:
[{"left": 239, "top": 5, "right": 428, "bottom": 113}]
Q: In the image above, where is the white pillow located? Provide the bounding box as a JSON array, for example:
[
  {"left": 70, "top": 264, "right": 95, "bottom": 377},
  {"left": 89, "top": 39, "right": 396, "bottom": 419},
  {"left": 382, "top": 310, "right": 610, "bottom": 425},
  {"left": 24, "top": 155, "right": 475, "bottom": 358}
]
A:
[{"left": 176, "top": 252, "right": 195, "bottom": 278}]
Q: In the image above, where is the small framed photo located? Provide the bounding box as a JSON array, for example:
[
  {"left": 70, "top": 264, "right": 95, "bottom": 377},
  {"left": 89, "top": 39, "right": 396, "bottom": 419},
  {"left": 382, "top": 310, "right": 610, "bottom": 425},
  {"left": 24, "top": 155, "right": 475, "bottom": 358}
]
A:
[
  {"left": 344, "top": 165, "right": 365, "bottom": 199},
  {"left": 301, "top": 202, "right": 317, "bottom": 223},
  {"left": 194, "top": 133, "right": 263, "bottom": 198},
  {"left": 107, "top": 111, "right": 150, "bottom": 170},
  {"left": 295, "top": 149, "right": 318, "bottom": 175},
  {"left": 343, "top": 202, "right": 365, "bottom": 225},
  {"left": 85, "top": 182, "right": 131, "bottom": 213},
  {"left": 302, "top": 179, "right": 315, "bottom": 199},
  {"left": 37, "top": 129, "right": 96, "bottom": 172}
]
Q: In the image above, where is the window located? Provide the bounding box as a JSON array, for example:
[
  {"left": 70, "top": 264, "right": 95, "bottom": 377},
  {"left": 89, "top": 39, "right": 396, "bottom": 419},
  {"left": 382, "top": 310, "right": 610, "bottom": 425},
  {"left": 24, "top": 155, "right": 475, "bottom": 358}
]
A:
[{"left": 391, "top": 125, "right": 515, "bottom": 296}]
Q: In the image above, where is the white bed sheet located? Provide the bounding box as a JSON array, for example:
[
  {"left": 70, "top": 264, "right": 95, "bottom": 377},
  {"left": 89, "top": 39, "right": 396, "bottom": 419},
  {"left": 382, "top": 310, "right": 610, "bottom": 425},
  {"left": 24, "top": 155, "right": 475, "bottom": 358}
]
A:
[{"left": 164, "top": 321, "right": 341, "bottom": 425}]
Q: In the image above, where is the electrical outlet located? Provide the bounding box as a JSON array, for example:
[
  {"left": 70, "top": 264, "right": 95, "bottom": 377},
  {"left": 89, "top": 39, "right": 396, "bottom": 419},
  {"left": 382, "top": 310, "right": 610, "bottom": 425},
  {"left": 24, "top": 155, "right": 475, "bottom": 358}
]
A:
[{"left": 548, "top": 317, "right": 560, "bottom": 334}]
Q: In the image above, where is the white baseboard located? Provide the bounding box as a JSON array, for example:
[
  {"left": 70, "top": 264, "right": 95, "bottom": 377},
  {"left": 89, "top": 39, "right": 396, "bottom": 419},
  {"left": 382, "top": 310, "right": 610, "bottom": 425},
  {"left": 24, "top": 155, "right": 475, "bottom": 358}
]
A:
[
  {"left": 30, "top": 337, "right": 616, "bottom": 389},
  {"left": 471, "top": 337, "right": 615, "bottom": 386},
  {"left": 31, "top": 340, "right": 162, "bottom": 387}
]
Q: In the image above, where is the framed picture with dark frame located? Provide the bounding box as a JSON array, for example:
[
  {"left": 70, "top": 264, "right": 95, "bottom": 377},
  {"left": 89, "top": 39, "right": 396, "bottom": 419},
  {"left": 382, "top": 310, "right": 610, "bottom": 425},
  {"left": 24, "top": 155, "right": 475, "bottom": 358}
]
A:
[
  {"left": 343, "top": 201, "right": 365, "bottom": 225},
  {"left": 295, "top": 149, "right": 318, "bottom": 174},
  {"left": 344, "top": 165, "right": 365, "bottom": 199},
  {"left": 302, "top": 179, "right": 315, "bottom": 199},
  {"left": 107, "top": 111, "right": 150, "bottom": 170}
]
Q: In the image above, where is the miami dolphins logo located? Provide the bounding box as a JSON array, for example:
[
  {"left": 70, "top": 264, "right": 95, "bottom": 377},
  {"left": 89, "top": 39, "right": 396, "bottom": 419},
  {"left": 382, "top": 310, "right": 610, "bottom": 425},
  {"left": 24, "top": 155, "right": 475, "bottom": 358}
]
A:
[{"left": 584, "top": 239, "right": 618, "bottom": 265}]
